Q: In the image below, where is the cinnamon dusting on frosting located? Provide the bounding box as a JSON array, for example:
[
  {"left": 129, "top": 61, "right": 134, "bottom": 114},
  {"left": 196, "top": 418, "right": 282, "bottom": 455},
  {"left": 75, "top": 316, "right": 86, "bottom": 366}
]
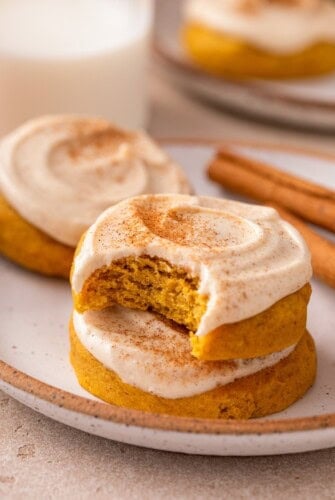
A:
[
  {"left": 72, "top": 194, "right": 312, "bottom": 334},
  {"left": 0, "top": 116, "right": 190, "bottom": 246},
  {"left": 73, "top": 306, "right": 296, "bottom": 398}
]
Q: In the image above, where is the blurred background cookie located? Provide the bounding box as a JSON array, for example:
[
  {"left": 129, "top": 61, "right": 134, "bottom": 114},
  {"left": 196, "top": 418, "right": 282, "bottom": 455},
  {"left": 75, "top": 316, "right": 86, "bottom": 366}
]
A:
[
  {"left": 182, "top": 0, "right": 335, "bottom": 79},
  {"left": 70, "top": 194, "right": 316, "bottom": 418}
]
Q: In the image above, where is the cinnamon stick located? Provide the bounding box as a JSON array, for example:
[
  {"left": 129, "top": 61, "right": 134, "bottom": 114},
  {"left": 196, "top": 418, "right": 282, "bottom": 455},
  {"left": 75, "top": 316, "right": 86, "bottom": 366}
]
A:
[
  {"left": 208, "top": 148, "right": 335, "bottom": 233},
  {"left": 271, "top": 204, "right": 335, "bottom": 289}
]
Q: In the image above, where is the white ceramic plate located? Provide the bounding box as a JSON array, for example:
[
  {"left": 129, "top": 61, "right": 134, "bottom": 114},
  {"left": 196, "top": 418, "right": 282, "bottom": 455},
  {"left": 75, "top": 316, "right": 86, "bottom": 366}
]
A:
[
  {"left": 154, "top": 0, "right": 335, "bottom": 131},
  {"left": 1, "top": 141, "right": 335, "bottom": 456}
]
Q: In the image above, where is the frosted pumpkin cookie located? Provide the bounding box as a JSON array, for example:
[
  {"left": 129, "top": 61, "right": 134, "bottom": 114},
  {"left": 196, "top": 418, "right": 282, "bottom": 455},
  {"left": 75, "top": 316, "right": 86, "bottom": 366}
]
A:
[
  {"left": 182, "top": 0, "right": 335, "bottom": 79},
  {"left": 0, "top": 115, "right": 190, "bottom": 278},
  {"left": 69, "top": 306, "right": 316, "bottom": 419},
  {"left": 71, "top": 194, "right": 312, "bottom": 361}
]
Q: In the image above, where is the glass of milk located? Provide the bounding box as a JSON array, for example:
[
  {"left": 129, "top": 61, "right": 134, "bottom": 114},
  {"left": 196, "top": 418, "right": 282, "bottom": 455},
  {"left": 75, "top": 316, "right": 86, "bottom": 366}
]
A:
[{"left": 0, "top": 0, "right": 153, "bottom": 136}]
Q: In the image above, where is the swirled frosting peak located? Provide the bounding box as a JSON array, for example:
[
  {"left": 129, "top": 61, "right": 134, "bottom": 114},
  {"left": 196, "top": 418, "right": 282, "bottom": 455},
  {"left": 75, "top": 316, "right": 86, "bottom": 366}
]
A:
[
  {"left": 0, "top": 116, "right": 190, "bottom": 246},
  {"left": 72, "top": 194, "right": 312, "bottom": 335}
]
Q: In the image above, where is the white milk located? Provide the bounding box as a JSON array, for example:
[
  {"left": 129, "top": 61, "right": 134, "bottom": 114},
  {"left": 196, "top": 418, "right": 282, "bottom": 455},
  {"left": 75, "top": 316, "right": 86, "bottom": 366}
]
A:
[{"left": 0, "top": 0, "right": 152, "bottom": 135}]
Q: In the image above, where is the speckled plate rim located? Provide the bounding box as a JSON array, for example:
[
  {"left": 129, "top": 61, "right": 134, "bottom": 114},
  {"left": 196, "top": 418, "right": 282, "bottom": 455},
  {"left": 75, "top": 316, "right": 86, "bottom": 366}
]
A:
[{"left": 1, "top": 138, "right": 335, "bottom": 437}]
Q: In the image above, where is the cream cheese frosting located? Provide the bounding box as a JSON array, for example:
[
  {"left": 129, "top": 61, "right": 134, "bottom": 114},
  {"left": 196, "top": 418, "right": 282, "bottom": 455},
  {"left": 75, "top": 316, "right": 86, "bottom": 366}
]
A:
[
  {"left": 0, "top": 115, "right": 190, "bottom": 246},
  {"left": 73, "top": 307, "right": 295, "bottom": 399},
  {"left": 184, "top": 0, "right": 335, "bottom": 54},
  {"left": 72, "top": 194, "right": 312, "bottom": 334}
]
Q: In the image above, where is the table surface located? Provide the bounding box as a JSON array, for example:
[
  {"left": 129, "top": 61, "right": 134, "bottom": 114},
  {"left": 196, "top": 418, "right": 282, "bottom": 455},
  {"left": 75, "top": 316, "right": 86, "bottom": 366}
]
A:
[{"left": 1, "top": 71, "right": 335, "bottom": 499}]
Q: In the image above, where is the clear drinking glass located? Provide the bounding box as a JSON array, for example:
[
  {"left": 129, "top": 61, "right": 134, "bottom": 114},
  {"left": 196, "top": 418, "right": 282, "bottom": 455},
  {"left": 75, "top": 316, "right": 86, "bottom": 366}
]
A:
[{"left": 0, "top": 0, "right": 153, "bottom": 136}]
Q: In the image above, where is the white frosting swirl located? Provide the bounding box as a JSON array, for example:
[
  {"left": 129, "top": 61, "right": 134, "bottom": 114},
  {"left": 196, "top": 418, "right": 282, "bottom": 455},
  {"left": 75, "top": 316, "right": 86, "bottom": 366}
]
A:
[
  {"left": 73, "top": 307, "right": 295, "bottom": 399},
  {"left": 184, "top": 0, "right": 335, "bottom": 54},
  {"left": 0, "top": 115, "right": 190, "bottom": 246},
  {"left": 72, "top": 194, "right": 312, "bottom": 334}
]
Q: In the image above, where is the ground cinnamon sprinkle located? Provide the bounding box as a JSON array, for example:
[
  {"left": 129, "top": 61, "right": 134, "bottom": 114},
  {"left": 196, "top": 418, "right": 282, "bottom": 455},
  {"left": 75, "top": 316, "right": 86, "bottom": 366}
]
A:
[
  {"left": 66, "top": 123, "right": 131, "bottom": 161},
  {"left": 86, "top": 307, "right": 238, "bottom": 374}
]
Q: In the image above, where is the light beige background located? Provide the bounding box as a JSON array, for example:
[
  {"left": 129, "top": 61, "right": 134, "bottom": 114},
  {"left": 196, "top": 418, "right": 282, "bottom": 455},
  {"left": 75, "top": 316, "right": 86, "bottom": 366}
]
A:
[{"left": 1, "top": 72, "right": 335, "bottom": 499}]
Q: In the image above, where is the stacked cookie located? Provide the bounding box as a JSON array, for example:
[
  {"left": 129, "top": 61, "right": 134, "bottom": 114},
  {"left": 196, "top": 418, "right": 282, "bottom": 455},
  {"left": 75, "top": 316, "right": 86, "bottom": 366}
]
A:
[{"left": 70, "top": 194, "right": 316, "bottom": 419}]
